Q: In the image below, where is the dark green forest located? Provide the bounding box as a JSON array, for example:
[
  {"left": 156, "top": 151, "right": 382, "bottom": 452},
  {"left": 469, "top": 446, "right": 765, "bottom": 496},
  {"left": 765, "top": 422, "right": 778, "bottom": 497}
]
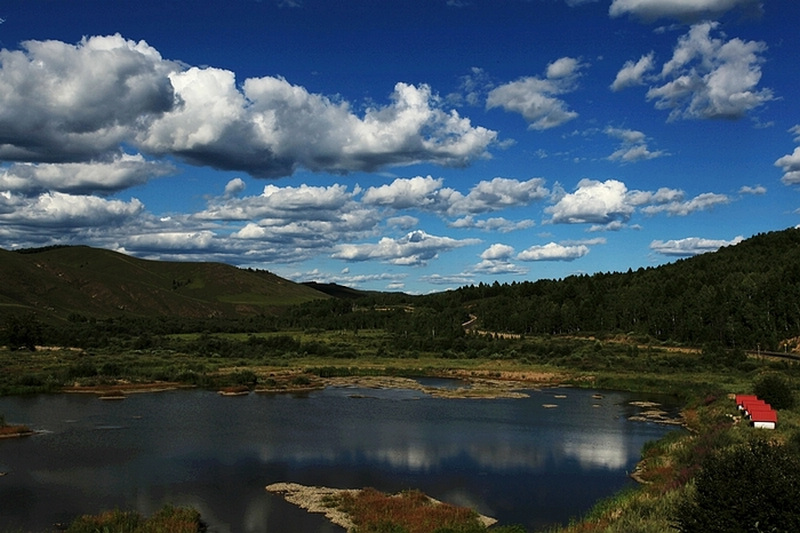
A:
[{"left": 457, "top": 227, "right": 800, "bottom": 348}]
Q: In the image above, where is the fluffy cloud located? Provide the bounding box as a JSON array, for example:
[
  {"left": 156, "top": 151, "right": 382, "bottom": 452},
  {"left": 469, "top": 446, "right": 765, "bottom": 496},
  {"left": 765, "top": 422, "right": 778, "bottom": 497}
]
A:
[
  {"left": 646, "top": 23, "right": 772, "bottom": 120},
  {"left": 610, "top": 53, "right": 655, "bottom": 91},
  {"left": 481, "top": 243, "right": 515, "bottom": 260},
  {"left": 224, "top": 178, "right": 247, "bottom": 198},
  {"left": 791, "top": 125, "right": 800, "bottom": 143},
  {"left": 449, "top": 216, "right": 535, "bottom": 233},
  {"left": 605, "top": 127, "right": 667, "bottom": 162},
  {"left": 144, "top": 75, "right": 497, "bottom": 177},
  {"left": 0, "top": 191, "right": 144, "bottom": 228},
  {"left": 775, "top": 147, "right": 800, "bottom": 185},
  {"left": 650, "top": 235, "right": 744, "bottom": 256},
  {"left": 386, "top": 215, "right": 419, "bottom": 230},
  {"left": 609, "top": 0, "right": 762, "bottom": 22},
  {"left": 420, "top": 272, "right": 476, "bottom": 286},
  {"left": 0, "top": 35, "right": 497, "bottom": 178},
  {"left": 640, "top": 192, "right": 730, "bottom": 215},
  {"left": 518, "top": 242, "right": 590, "bottom": 261},
  {"left": 197, "top": 183, "right": 356, "bottom": 221},
  {"left": 548, "top": 179, "right": 730, "bottom": 226},
  {"left": 362, "top": 176, "right": 548, "bottom": 215},
  {"left": 332, "top": 230, "right": 480, "bottom": 266},
  {"left": 547, "top": 179, "right": 635, "bottom": 224},
  {"left": 739, "top": 184, "right": 766, "bottom": 195},
  {"left": 285, "top": 268, "right": 407, "bottom": 289},
  {"left": 445, "top": 177, "right": 550, "bottom": 215},
  {"left": 123, "top": 231, "right": 217, "bottom": 253},
  {"left": 361, "top": 176, "right": 444, "bottom": 209},
  {"left": 0, "top": 34, "right": 177, "bottom": 163},
  {"left": 486, "top": 57, "right": 585, "bottom": 130},
  {"left": 0, "top": 154, "right": 174, "bottom": 196},
  {"left": 473, "top": 243, "right": 526, "bottom": 274}
]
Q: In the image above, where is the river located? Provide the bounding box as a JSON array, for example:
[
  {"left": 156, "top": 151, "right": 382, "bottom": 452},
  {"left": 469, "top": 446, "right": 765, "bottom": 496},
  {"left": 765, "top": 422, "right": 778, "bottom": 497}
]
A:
[{"left": 0, "top": 384, "right": 678, "bottom": 532}]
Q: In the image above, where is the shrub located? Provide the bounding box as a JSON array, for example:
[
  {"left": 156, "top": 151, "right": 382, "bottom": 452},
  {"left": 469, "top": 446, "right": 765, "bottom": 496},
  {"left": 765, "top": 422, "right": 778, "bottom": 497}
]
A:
[
  {"left": 337, "top": 488, "right": 486, "bottom": 533},
  {"left": 65, "top": 505, "right": 205, "bottom": 532},
  {"left": 291, "top": 375, "right": 311, "bottom": 386},
  {"left": 753, "top": 373, "right": 796, "bottom": 410},
  {"left": 673, "top": 439, "right": 800, "bottom": 533}
]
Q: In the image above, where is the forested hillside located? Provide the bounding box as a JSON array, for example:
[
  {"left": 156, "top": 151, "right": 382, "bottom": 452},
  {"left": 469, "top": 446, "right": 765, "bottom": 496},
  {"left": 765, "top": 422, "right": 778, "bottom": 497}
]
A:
[
  {"left": 457, "top": 227, "right": 800, "bottom": 349},
  {"left": 280, "top": 227, "right": 800, "bottom": 352}
]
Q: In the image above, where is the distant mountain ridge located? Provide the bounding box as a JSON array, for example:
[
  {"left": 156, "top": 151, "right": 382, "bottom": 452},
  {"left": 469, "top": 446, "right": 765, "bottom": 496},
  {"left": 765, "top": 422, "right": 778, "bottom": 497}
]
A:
[{"left": 0, "top": 246, "right": 328, "bottom": 322}]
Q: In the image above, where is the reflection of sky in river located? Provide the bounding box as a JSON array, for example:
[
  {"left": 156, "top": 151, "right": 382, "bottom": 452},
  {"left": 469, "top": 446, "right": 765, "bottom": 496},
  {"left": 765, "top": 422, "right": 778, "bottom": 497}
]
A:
[
  {"left": 248, "top": 387, "right": 635, "bottom": 471},
  {"left": 0, "top": 387, "right": 677, "bottom": 532}
]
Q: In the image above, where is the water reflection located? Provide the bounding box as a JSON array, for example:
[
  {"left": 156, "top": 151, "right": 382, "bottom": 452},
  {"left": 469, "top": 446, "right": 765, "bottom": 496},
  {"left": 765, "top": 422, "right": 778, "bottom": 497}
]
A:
[{"left": 0, "top": 387, "right": 678, "bottom": 532}]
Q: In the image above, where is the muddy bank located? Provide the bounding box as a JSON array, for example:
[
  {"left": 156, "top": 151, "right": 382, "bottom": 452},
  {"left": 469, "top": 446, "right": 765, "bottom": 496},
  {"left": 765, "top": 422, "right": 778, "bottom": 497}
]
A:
[{"left": 62, "top": 381, "right": 188, "bottom": 396}]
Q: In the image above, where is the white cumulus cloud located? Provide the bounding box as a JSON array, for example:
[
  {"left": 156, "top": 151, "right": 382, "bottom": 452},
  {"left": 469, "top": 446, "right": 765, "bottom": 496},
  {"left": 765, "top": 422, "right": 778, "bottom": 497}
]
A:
[
  {"left": 481, "top": 243, "right": 515, "bottom": 260},
  {"left": 609, "top": 0, "right": 762, "bottom": 22},
  {"left": 0, "top": 191, "right": 144, "bottom": 228},
  {"left": 332, "top": 230, "right": 480, "bottom": 266},
  {"left": 445, "top": 177, "right": 550, "bottom": 215},
  {"left": 646, "top": 22, "right": 772, "bottom": 120},
  {"left": 547, "top": 179, "right": 729, "bottom": 226},
  {"left": 518, "top": 242, "right": 590, "bottom": 261},
  {"left": 0, "top": 34, "right": 177, "bottom": 163},
  {"left": 650, "top": 235, "right": 744, "bottom": 256},
  {"left": 0, "top": 154, "right": 174, "bottom": 196},
  {"left": 487, "top": 57, "right": 585, "bottom": 130},
  {"left": 605, "top": 126, "right": 667, "bottom": 162},
  {"left": 0, "top": 35, "right": 498, "bottom": 179},
  {"left": 640, "top": 192, "right": 730, "bottom": 215},
  {"left": 775, "top": 147, "right": 800, "bottom": 185},
  {"left": 547, "top": 179, "right": 635, "bottom": 225},
  {"left": 362, "top": 176, "right": 444, "bottom": 209},
  {"left": 610, "top": 53, "right": 655, "bottom": 91},
  {"left": 362, "top": 176, "right": 548, "bottom": 216}
]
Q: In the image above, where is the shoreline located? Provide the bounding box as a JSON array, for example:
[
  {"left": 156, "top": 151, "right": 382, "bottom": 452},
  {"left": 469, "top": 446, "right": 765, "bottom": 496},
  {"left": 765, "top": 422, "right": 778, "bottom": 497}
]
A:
[{"left": 56, "top": 373, "right": 684, "bottom": 427}]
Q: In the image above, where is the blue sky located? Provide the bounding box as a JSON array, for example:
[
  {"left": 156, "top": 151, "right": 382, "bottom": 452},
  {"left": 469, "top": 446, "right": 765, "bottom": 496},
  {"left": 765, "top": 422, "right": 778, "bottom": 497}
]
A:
[{"left": 1, "top": 0, "right": 799, "bottom": 293}]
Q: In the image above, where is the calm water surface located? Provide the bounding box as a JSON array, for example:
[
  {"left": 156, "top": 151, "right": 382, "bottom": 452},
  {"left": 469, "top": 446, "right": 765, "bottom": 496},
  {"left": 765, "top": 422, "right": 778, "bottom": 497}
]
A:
[{"left": 0, "top": 385, "right": 678, "bottom": 532}]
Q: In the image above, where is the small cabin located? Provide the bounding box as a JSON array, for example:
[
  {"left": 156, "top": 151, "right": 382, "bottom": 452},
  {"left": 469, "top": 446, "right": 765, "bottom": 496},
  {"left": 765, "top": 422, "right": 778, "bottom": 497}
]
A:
[
  {"left": 734, "top": 394, "right": 777, "bottom": 429},
  {"left": 749, "top": 409, "right": 778, "bottom": 430}
]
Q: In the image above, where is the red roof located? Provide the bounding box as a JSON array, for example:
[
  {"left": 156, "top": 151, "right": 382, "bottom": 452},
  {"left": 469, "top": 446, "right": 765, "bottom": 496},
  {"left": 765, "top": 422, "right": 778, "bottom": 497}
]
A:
[
  {"left": 741, "top": 398, "right": 771, "bottom": 412},
  {"left": 750, "top": 410, "right": 778, "bottom": 423},
  {"left": 735, "top": 394, "right": 759, "bottom": 405}
]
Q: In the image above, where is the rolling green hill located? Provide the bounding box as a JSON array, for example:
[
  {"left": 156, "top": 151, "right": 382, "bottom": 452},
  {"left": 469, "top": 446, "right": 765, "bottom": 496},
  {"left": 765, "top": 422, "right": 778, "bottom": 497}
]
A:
[{"left": 0, "top": 246, "right": 328, "bottom": 322}]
